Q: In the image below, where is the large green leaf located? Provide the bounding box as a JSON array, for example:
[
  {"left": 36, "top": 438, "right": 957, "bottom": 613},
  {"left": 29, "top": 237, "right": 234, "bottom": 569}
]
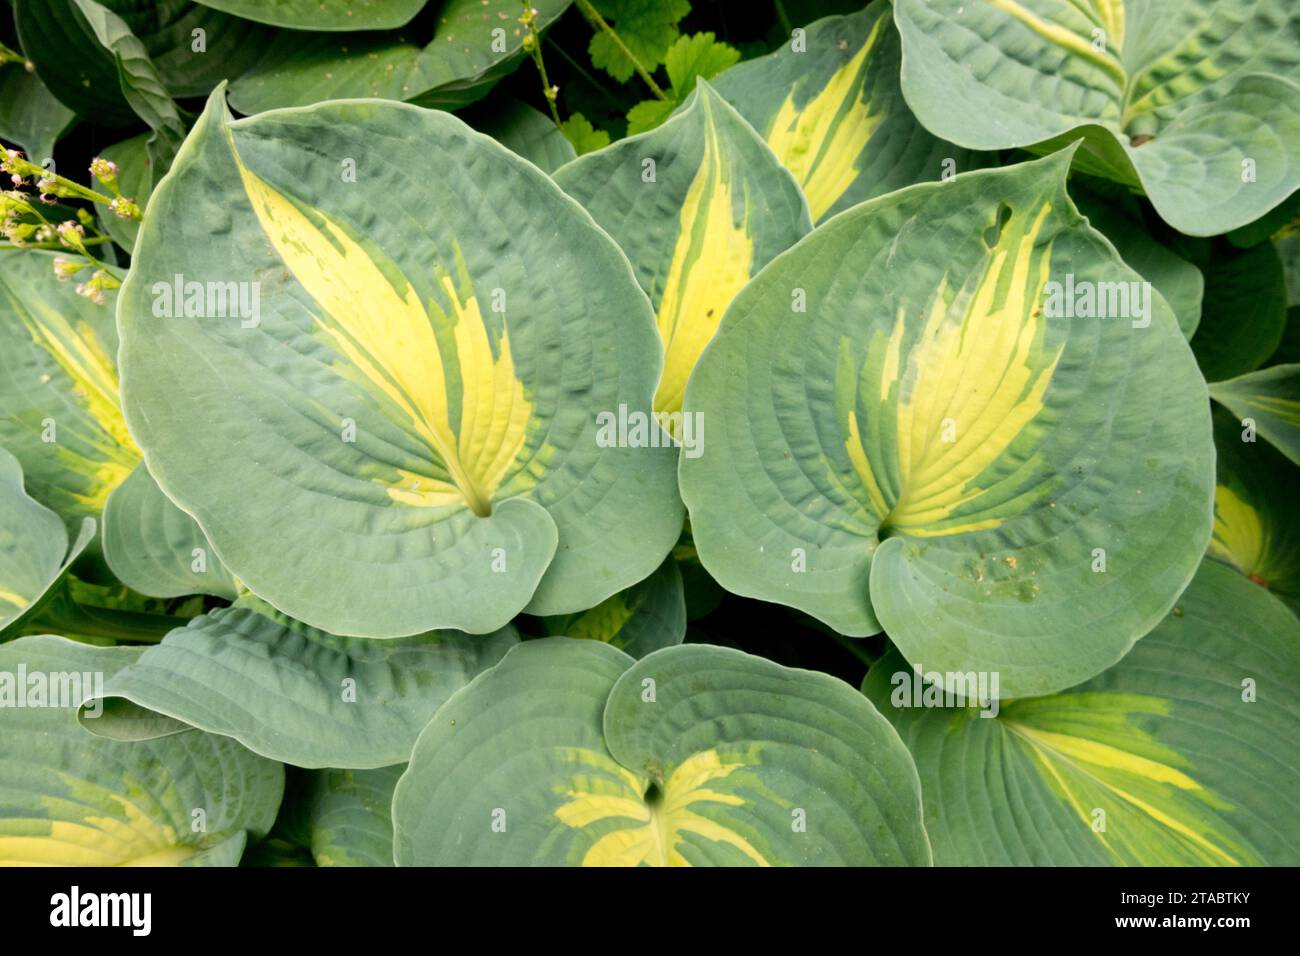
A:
[
  {"left": 864, "top": 559, "right": 1300, "bottom": 865},
  {"left": 710, "top": 3, "right": 988, "bottom": 224},
  {"left": 1209, "top": 407, "right": 1300, "bottom": 609},
  {"left": 540, "top": 556, "right": 685, "bottom": 657},
  {"left": 227, "top": 0, "right": 572, "bottom": 113},
  {"left": 0, "top": 634, "right": 284, "bottom": 865},
  {"left": 102, "top": 462, "right": 238, "bottom": 599},
  {"left": 1209, "top": 363, "right": 1300, "bottom": 466},
  {"left": 196, "top": 0, "right": 425, "bottom": 31},
  {"left": 464, "top": 95, "right": 576, "bottom": 174},
  {"left": 304, "top": 766, "right": 400, "bottom": 866},
  {"left": 1190, "top": 241, "right": 1287, "bottom": 383},
  {"left": 1070, "top": 185, "right": 1202, "bottom": 337},
  {"left": 79, "top": 597, "right": 519, "bottom": 767},
  {"left": 554, "top": 80, "right": 811, "bottom": 419},
  {"left": 0, "top": 62, "right": 76, "bottom": 163},
  {"left": 893, "top": 0, "right": 1300, "bottom": 235},
  {"left": 679, "top": 151, "right": 1214, "bottom": 699},
  {"left": 17, "top": 0, "right": 187, "bottom": 159},
  {"left": 0, "top": 251, "right": 140, "bottom": 529},
  {"left": 117, "top": 90, "right": 682, "bottom": 638},
  {"left": 0, "top": 447, "right": 95, "bottom": 640},
  {"left": 393, "top": 638, "right": 931, "bottom": 866}
]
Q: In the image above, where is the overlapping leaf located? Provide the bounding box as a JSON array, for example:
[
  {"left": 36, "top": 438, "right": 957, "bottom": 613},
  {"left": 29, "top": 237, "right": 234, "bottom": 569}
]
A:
[
  {"left": 1209, "top": 364, "right": 1300, "bottom": 466},
  {"left": 78, "top": 598, "right": 519, "bottom": 767},
  {"left": 554, "top": 80, "right": 811, "bottom": 418},
  {"left": 893, "top": 0, "right": 1300, "bottom": 235},
  {"left": 304, "top": 766, "right": 401, "bottom": 866},
  {"left": 1208, "top": 408, "right": 1300, "bottom": 609},
  {"left": 540, "top": 556, "right": 684, "bottom": 657},
  {"left": 1189, "top": 241, "right": 1287, "bottom": 382},
  {"left": 0, "top": 251, "right": 138, "bottom": 528},
  {"left": 118, "top": 90, "right": 682, "bottom": 638},
  {"left": 864, "top": 560, "right": 1300, "bottom": 865},
  {"left": 393, "top": 639, "right": 931, "bottom": 865},
  {"left": 0, "top": 447, "right": 95, "bottom": 640},
  {"left": 710, "top": 3, "right": 987, "bottom": 223},
  {"left": 0, "top": 634, "right": 284, "bottom": 865},
  {"left": 680, "top": 151, "right": 1214, "bottom": 698},
  {"left": 103, "top": 462, "right": 238, "bottom": 599},
  {"left": 195, "top": 0, "right": 425, "bottom": 31},
  {"left": 227, "top": 0, "right": 571, "bottom": 113}
]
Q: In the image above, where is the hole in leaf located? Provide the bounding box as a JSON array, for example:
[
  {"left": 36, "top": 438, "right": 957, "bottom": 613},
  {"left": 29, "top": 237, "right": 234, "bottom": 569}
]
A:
[{"left": 982, "top": 202, "right": 1013, "bottom": 248}]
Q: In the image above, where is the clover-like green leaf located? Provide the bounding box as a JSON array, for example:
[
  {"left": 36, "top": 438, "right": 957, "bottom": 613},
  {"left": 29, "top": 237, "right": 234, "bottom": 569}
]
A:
[
  {"left": 680, "top": 151, "right": 1214, "bottom": 699},
  {"left": 864, "top": 559, "right": 1300, "bottom": 865},
  {"left": 555, "top": 80, "right": 811, "bottom": 419},
  {"left": 0, "top": 634, "right": 284, "bottom": 865},
  {"left": 1209, "top": 364, "right": 1300, "bottom": 466},
  {"left": 194, "top": 0, "right": 424, "bottom": 31},
  {"left": 78, "top": 597, "right": 519, "bottom": 767},
  {"left": 0, "top": 251, "right": 139, "bottom": 529},
  {"left": 585, "top": 0, "right": 689, "bottom": 84},
  {"left": 227, "top": 0, "right": 572, "bottom": 113},
  {"left": 0, "top": 446, "right": 95, "bottom": 640},
  {"left": 540, "top": 556, "right": 684, "bottom": 657},
  {"left": 393, "top": 638, "right": 931, "bottom": 866},
  {"left": 893, "top": 0, "right": 1300, "bottom": 235},
  {"left": 119, "top": 90, "right": 682, "bottom": 638},
  {"left": 102, "top": 462, "right": 237, "bottom": 600},
  {"left": 711, "top": 3, "right": 987, "bottom": 223},
  {"left": 1208, "top": 407, "right": 1300, "bottom": 610}
]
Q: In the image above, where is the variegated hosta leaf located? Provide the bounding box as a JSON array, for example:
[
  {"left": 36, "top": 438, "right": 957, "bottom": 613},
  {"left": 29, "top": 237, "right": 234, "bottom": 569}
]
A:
[
  {"left": 117, "top": 91, "right": 681, "bottom": 638},
  {"left": 893, "top": 0, "right": 1300, "bottom": 236},
  {"left": 103, "top": 462, "right": 237, "bottom": 600},
  {"left": 0, "top": 635, "right": 284, "bottom": 865},
  {"left": 305, "top": 766, "right": 401, "bottom": 867},
  {"left": 0, "top": 447, "right": 95, "bottom": 641},
  {"left": 227, "top": 0, "right": 572, "bottom": 114},
  {"left": 864, "top": 559, "right": 1300, "bottom": 865},
  {"left": 392, "top": 639, "right": 931, "bottom": 866},
  {"left": 78, "top": 597, "right": 519, "bottom": 768},
  {"left": 194, "top": 0, "right": 425, "bottom": 31},
  {"left": 710, "top": 2, "right": 987, "bottom": 224},
  {"left": 679, "top": 151, "right": 1214, "bottom": 699},
  {"left": 540, "top": 556, "right": 685, "bottom": 658},
  {"left": 1210, "top": 364, "right": 1300, "bottom": 466},
  {"left": 0, "top": 251, "right": 140, "bottom": 528},
  {"left": 554, "top": 80, "right": 811, "bottom": 419},
  {"left": 1209, "top": 408, "right": 1300, "bottom": 610}
]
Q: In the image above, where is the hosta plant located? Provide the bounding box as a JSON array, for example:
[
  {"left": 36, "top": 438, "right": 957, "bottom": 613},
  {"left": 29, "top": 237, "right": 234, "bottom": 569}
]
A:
[{"left": 0, "top": 0, "right": 1297, "bottom": 871}]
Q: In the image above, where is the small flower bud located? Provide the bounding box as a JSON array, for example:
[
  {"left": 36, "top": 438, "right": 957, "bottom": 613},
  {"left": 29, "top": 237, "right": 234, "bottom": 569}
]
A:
[
  {"left": 109, "top": 195, "right": 141, "bottom": 220},
  {"left": 89, "top": 156, "right": 119, "bottom": 188},
  {"left": 52, "top": 255, "right": 86, "bottom": 281},
  {"left": 56, "top": 220, "right": 87, "bottom": 252}
]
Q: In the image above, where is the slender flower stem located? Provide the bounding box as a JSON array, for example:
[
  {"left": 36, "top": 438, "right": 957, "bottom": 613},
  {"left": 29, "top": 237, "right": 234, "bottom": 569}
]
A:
[
  {"left": 574, "top": 0, "right": 668, "bottom": 100},
  {"left": 520, "top": 3, "right": 563, "bottom": 126}
]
